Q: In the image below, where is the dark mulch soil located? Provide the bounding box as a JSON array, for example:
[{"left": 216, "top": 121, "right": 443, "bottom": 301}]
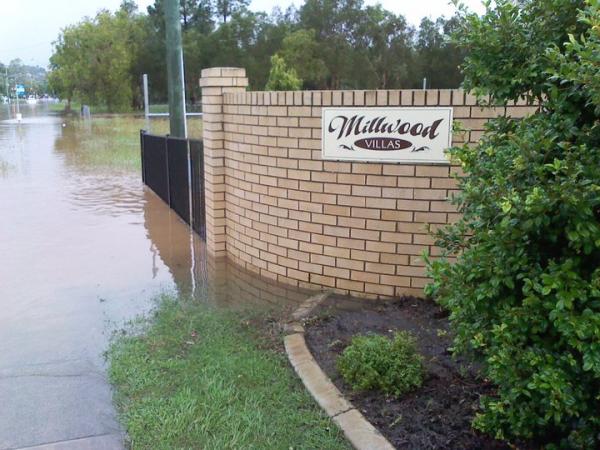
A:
[{"left": 304, "top": 294, "right": 528, "bottom": 450}]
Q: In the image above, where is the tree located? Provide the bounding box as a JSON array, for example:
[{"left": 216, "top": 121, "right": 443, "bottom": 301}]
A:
[
  {"left": 265, "top": 54, "right": 302, "bottom": 90},
  {"left": 3, "top": 59, "right": 48, "bottom": 97},
  {"left": 279, "top": 29, "right": 328, "bottom": 88},
  {"left": 190, "top": 0, "right": 214, "bottom": 33},
  {"left": 48, "top": 34, "right": 80, "bottom": 110},
  {"left": 119, "top": 0, "right": 138, "bottom": 15},
  {"left": 414, "top": 16, "right": 465, "bottom": 88},
  {"left": 215, "top": 0, "right": 249, "bottom": 23},
  {"left": 427, "top": 1, "right": 600, "bottom": 447},
  {"left": 48, "top": 0, "right": 471, "bottom": 106},
  {"left": 147, "top": 0, "right": 204, "bottom": 30},
  {"left": 49, "top": 8, "right": 143, "bottom": 111},
  {"left": 296, "top": 0, "right": 428, "bottom": 89},
  {"left": 357, "top": 5, "right": 414, "bottom": 89},
  {"left": 298, "top": 0, "right": 362, "bottom": 89}
]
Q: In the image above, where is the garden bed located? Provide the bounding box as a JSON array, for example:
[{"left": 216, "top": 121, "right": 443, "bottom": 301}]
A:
[{"left": 304, "top": 295, "right": 520, "bottom": 450}]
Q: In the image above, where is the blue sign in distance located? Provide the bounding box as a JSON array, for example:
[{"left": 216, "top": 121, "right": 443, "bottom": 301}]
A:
[{"left": 16, "top": 85, "right": 25, "bottom": 94}]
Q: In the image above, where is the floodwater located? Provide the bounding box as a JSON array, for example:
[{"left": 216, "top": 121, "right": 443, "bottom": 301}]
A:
[{"left": 0, "top": 104, "right": 308, "bottom": 449}]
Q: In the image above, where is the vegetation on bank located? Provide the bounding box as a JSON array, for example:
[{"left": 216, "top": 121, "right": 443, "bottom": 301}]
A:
[
  {"left": 107, "top": 294, "right": 350, "bottom": 449},
  {"left": 427, "top": 1, "right": 600, "bottom": 448},
  {"left": 48, "top": 0, "right": 467, "bottom": 112}
]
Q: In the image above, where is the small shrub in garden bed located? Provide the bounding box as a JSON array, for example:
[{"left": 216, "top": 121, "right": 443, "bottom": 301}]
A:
[
  {"left": 337, "top": 331, "right": 424, "bottom": 397},
  {"left": 427, "top": 1, "right": 600, "bottom": 448}
]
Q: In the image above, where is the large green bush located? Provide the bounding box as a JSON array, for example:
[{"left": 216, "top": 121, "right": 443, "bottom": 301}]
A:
[
  {"left": 337, "top": 331, "right": 424, "bottom": 397},
  {"left": 426, "top": 1, "right": 600, "bottom": 448}
]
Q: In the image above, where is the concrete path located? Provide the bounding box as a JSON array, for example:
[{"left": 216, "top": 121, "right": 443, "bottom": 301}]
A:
[
  {"left": 11, "top": 434, "right": 122, "bottom": 450},
  {"left": 0, "top": 352, "right": 124, "bottom": 449}
]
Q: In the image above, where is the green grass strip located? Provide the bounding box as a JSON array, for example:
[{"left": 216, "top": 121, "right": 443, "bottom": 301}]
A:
[{"left": 108, "top": 295, "right": 349, "bottom": 450}]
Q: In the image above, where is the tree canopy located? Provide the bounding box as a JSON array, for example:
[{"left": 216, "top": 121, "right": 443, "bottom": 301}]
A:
[
  {"left": 49, "top": 4, "right": 146, "bottom": 111},
  {"left": 48, "top": 0, "right": 468, "bottom": 111}
]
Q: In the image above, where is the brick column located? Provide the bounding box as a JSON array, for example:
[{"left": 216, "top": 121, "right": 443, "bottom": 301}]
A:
[{"left": 199, "top": 67, "right": 248, "bottom": 257}]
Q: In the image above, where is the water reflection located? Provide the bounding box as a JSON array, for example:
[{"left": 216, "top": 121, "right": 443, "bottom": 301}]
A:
[
  {"left": 68, "top": 176, "right": 145, "bottom": 217},
  {"left": 143, "top": 188, "right": 311, "bottom": 309},
  {"left": 0, "top": 104, "right": 309, "bottom": 310},
  {"left": 0, "top": 104, "right": 310, "bottom": 448}
]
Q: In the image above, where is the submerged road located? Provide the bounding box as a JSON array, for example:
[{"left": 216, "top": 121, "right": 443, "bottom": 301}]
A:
[
  {"left": 0, "top": 105, "right": 308, "bottom": 449},
  {"left": 0, "top": 106, "right": 190, "bottom": 449}
]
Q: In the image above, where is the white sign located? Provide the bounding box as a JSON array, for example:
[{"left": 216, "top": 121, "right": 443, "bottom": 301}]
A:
[{"left": 322, "top": 107, "right": 452, "bottom": 164}]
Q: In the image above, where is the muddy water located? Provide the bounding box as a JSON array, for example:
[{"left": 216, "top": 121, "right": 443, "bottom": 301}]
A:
[{"left": 0, "top": 104, "right": 307, "bottom": 450}]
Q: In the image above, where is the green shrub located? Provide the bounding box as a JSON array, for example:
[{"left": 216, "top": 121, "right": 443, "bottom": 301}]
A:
[
  {"left": 337, "top": 331, "right": 424, "bottom": 397},
  {"left": 265, "top": 54, "right": 302, "bottom": 91},
  {"left": 426, "top": 1, "right": 600, "bottom": 448}
]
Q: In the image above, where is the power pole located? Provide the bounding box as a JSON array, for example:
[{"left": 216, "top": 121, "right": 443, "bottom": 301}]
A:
[
  {"left": 15, "top": 83, "right": 20, "bottom": 118},
  {"left": 5, "top": 67, "right": 10, "bottom": 105},
  {"left": 164, "top": 0, "right": 187, "bottom": 138},
  {"left": 143, "top": 74, "right": 149, "bottom": 119}
]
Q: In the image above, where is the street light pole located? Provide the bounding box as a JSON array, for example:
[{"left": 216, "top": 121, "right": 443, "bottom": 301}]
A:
[{"left": 164, "top": 0, "right": 187, "bottom": 138}]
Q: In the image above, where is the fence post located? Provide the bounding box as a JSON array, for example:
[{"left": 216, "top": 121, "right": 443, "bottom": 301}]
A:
[
  {"left": 199, "top": 67, "right": 248, "bottom": 257},
  {"left": 140, "top": 130, "right": 145, "bottom": 183}
]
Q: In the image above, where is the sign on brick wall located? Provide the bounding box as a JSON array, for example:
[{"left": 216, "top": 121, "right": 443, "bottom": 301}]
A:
[{"left": 322, "top": 107, "right": 452, "bottom": 164}]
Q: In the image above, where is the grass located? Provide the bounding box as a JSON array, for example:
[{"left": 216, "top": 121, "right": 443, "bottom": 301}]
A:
[
  {"left": 107, "top": 294, "right": 350, "bottom": 450},
  {"left": 148, "top": 104, "right": 169, "bottom": 114},
  {"left": 49, "top": 100, "right": 115, "bottom": 114},
  {"left": 148, "top": 104, "right": 203, "bottom": 114},
  {"left": 145, "top": 116, "right": 203, "bottom": 139},
  {"left": 48, "top": 101, "right": 80, "bottom": 113},
  {"left": 55, "top": 117, "right": 143, "bottom": 171},
  {"left": 54, "top": 116, "right": 203, "bottom": 172},
  {"left": 49, "top": 101, "right": 129, "bottom": 115},
  {"left": 50, "top": 101, "right": 202, "bottom": 116}
]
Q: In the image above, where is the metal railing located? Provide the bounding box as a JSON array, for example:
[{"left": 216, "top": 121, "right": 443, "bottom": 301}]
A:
[{"left": 140, "top": 130, "right": 205, "bottom": 238}]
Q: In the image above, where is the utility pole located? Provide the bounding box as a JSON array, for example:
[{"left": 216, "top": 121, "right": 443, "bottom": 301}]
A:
[
  {"left": 164, "top": 0, "right": 187, "bottom": 138},
  {"left": 143, "top": 74, "right": 149, "bottom": 119},
  {"left": 15, "top": 82, "right": 21, "bottom": 121},
  {"left": 5, "top": 67, "right": 10, "bottom": 106}
]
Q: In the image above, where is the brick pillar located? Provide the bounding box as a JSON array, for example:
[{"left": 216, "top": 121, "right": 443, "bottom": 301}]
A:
[{"left": 199, "top": 67, "right": 248, "bottom": 257}]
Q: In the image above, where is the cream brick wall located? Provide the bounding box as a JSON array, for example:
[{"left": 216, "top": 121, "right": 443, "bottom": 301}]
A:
[
  {"left": 200, "top": 67, "right": 537, "bottom": 299},
  {"left": 199, "top": 67, "right": 249, "bottom": 257}
]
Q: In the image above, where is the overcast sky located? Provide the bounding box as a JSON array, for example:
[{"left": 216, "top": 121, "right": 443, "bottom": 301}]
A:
[{"left": 0, "top": 0, "right": 485, "bottom": 68}]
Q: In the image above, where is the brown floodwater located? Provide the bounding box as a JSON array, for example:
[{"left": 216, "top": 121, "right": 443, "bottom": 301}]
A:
[{"left": 0, "top": 104, "right": 308, "bottom": 449}]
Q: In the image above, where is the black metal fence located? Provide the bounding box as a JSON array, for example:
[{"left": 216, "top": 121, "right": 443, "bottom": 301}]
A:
[
  {"left": 140, "top": 133, "right": 169, "bottom": 204},
  {"left": 140, "top": 131, "right": 205, "bottom": 237},
  {"left": 166, "top": 136, "right": 190, "bottom": 222}
]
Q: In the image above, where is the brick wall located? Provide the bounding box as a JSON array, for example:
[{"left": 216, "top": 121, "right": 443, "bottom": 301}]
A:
[{"left": 200, "top": 67, "right": 536, "bottom": 299}]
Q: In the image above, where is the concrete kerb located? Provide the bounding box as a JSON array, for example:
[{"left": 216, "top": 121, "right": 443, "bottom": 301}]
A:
[{"left": 283, "top": 292, "right": 395, "bottom": 450}]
